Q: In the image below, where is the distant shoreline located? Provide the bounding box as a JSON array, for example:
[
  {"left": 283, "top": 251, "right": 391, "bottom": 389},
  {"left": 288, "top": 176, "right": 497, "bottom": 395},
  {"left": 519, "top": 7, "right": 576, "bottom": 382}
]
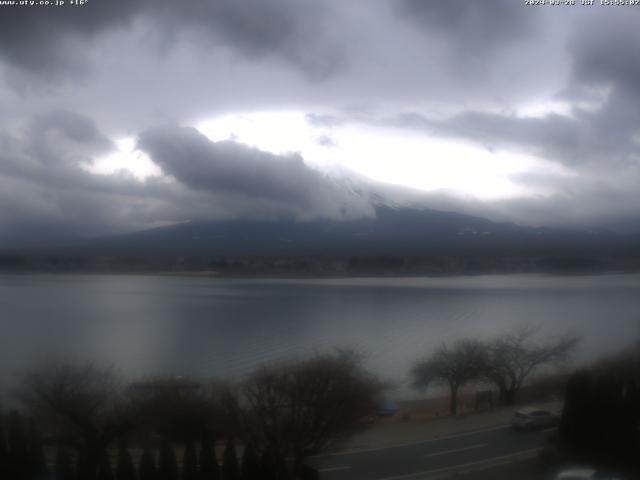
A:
[{"left": 0, "top": 269, "right": 634, "bottom": 281}]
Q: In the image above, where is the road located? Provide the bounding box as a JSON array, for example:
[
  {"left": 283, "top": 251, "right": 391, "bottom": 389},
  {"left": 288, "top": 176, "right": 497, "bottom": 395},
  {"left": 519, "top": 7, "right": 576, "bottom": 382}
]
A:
[{"left": 309, "top": 424, "right": 554, "bottom": 480}]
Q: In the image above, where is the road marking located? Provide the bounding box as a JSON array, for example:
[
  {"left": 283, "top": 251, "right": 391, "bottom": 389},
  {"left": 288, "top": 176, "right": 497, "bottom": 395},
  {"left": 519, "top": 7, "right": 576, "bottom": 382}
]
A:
[
  {"left": 373, "top": 447, "right": 542, "bottom": 480},
  {"left": 424, "top": 442, "right": 488, "bottom": 457},
  {"left": 317, "top": 465, "right": 352, "bottom": 473},
  {"left": 312, "top": 424, "right": 510, "bottom": 458}
]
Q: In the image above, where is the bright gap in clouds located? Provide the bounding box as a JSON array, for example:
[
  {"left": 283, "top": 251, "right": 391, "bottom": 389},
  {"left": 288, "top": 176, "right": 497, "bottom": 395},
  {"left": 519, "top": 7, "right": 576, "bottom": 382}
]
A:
[
  {"left": 196, "top": 111, "right": 566, "bottom": 199},
  {"left": 84, "top": 137, "right": 161, "bottom": 179},
  {"left": 89, "top": 111, "right": 569, "bottom": 199}
]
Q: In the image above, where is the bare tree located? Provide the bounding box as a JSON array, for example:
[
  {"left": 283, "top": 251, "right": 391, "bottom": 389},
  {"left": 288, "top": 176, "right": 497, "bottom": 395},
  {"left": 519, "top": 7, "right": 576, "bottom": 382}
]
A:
[
  {"left": 484, "top": 326, "right": 580, "bottom": 405},
  {"left": 129, "top": 376, "right": 224, "bottom": 443},
  {"left": 17, "top": 363, "right": 141, "bottom": 476},
  {"left": 239, "top": 350, "right": 382, "bottom": 478},
  {"left": 412, "top": 339, "right": 487, "bottom": 416}
]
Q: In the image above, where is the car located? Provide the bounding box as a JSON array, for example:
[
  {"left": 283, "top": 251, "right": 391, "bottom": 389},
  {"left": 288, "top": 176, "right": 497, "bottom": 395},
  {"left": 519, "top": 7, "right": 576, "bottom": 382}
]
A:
[
  {"left": 511, "top": 407, "right": 559, "bottom": 430},
  {"left": 556, "top": 468, "right": 597, "bottom": 480},
  {"left": 555, "top": 467, "right": 622, "bottom": 480}
]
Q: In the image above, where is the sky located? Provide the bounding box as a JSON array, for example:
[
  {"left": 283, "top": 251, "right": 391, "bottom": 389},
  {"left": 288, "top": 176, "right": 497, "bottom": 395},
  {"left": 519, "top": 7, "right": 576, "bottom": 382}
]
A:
[{"left": 1, "top": 0, "right": 640, "bottom": 245}]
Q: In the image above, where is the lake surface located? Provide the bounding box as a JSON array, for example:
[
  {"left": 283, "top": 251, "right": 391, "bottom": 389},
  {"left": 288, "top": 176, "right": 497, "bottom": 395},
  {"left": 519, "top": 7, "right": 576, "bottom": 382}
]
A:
[{"left": 1, "top": 273, "right": 639, "bottom": 396}]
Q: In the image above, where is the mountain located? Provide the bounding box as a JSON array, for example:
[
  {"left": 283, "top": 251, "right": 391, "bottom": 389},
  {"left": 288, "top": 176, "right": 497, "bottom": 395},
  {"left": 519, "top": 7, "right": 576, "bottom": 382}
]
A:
[
  {"left": 0, "top": 205, "right": 640, "bottom": 274},
  {"left": 83, "top": 205, "right": 623, "bottom": 256},
  {"left": 3, "top": 205, "right": 637, "bottom": 274}
]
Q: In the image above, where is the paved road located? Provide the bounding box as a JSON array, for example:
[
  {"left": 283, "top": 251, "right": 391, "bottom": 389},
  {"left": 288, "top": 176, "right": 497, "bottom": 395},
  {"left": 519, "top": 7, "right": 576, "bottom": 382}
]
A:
[{"left": 309, "top": 424, "right": 554, "bottom": 480}]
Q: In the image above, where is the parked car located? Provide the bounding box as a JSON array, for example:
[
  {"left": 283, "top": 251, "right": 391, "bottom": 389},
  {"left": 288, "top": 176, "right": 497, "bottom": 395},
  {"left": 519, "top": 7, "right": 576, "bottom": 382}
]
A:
[
  {"left": 555, "top": 467, "right": 622, "bottom": 480},
  {"left": 511, "top": 407, "right": 558, "bottom": 430}
]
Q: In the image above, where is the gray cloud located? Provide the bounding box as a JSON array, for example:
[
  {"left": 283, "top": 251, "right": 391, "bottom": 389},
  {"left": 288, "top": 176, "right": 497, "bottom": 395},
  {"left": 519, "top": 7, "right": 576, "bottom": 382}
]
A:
[
  {"left": 447, "top": 15, "right": 631, "bottom": 176},
  {"left": 570, "top": 12, "right": 640, "bottom": 96},
  {"left": 398, "top": 0, "right": 535, "bottom": 53},
  {"left": 0, "top": 0, "right": 343, "bottom": 82},
  {"left": 393, "top": 89, "right": 640, "bottom": 170},
  {"left": 137, "top": 125, "right": 374, "bottom": 220},
  {"left": 0, "top": 1, "right": 140, "bottom": 78},
  {"left": 25, "top": 110, "right": 116, "bottom": 168},
  {"left": 29, "top": 110, "right": 114, "bottom": 148},
  {"left": 0, "top": 112, "right": 376, "bottom": 246},
  {"left": 0, "top": 112, "right": 177, "bottom": 244},
  {"left": 394, "top": 111, "right": 584, "bottom": 165},
  {"left": 1, "top": 2, "right": 640, "bottom": 243},
  {"left": 316, "top": 135, "right": 338, "bottom": 148},
  {"left": 305, "top": 113, "right": 346, "bottom": 128}
]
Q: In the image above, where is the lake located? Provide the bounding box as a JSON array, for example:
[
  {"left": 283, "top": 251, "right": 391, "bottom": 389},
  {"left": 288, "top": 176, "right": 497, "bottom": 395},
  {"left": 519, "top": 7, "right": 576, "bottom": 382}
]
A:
[{"left": 1, "top": 273, "right": 639, "bottom": 396}]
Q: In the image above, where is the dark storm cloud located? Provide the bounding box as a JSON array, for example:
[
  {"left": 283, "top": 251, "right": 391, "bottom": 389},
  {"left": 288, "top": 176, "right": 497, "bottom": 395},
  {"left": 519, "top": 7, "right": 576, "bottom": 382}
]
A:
[
  {"left": 153, "top": 1, "right": 344, "bottom": 79},
  {"left": 570, "top": 13, "right": 640, "bottom": 96},
  {"left": 27, "top": 110, "right": 115, "bottom": 165},
  {"left": 137, "top": 125, "right": 373, "bottom": 219},
  {"left": 0, "top": 111, "right": 114, "bottom": 184},
  {"left": 0, "top": 1, "right": 139, "bottom": 76},
  {"left": 397, "top": 0, "right": 536, "bottom": 58},
  {"left": 0, "top": 0, "right": 342, "bottom": 81},
  {"left": 30, "top": 110, "right": 113, "bottom": 146}
]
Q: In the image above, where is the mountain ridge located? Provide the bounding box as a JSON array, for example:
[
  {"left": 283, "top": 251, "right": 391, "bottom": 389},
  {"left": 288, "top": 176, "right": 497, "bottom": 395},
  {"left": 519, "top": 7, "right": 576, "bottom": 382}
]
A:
[{"left": 2, "top": 205, "right": 638, "bottom": 275}]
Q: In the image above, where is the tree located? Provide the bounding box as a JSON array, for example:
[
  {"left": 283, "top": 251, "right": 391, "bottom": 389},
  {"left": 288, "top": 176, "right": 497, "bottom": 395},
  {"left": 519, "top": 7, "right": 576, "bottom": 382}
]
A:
[
  {"left": 182, "top": 439, "right": 198, "bottom": 480},
  {"left": 8, "top": 411, "right": 29, "bottom": 480},
  {"left": 158, "top": 440, "right": 178, "bottom": 480},
  {"left": 198, "top": 432, "right": 219, "bottom": 480},
  {"left": 76, "top": 448, "right": 93, "bottom": 480},
  {"left": 222, "top": 438, "right": 240, "bottom": 480},
  {"left": 116, "top": 440, "right": 136, "bottom": 480},
  {"left": 130, "top": 377, "right": 219, "bottom": 444},
  {"left": 559, "top": 350, "right": 640, "bottom": 466},
  {"left": 485, "top": 327, "right": 580, "bottom": 405},
  {"left": 240, "top": 350, "right": 381, "bottom": 478},
  {"left": 0, "top": 419, "right": 8, "bottom": 479},
  {"left": 54, "top": 445, "right": 75, "bottom": 480},
  {"left": 259, "top": 447, "right": 279, "bottom": 480},
  {"left": 240, "top": 443, "right": 261, "bottom": 480},
  {"left": 139, "top": 446, "right": 157, "bottom": 480},
  {"left": 412, "top": 339, "right": 487, "bottom": 416},
  {"left": 97, "top": 448, "right": 114, "bottom": 480},
  {"left": 18, "top": 363, "right": 142, "bottom": 476},
  {"left": 28, "top": 419, "right": 49, "bottom": 480}
]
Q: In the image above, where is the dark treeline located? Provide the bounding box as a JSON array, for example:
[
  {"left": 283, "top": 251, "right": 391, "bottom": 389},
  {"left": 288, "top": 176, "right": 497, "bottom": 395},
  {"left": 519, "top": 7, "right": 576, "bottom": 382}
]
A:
[
  {"left": 1, "top": 350, "right": 382, "bottom": 480},
  {"left": 1, "top": 251, "right": 639, "bottom": 276},
  {"left": 0, "top": 412, "right": 304, "bottom": 480}
]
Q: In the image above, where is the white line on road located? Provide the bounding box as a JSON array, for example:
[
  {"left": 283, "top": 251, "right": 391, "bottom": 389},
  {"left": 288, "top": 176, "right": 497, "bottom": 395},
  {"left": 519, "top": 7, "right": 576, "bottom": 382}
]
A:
[
  {"left": 317, "top": 465, "right": 352, "bottom": 473},
  {"left": 424, "top": 442, "right": 488, "bottom": 458},
  {"left": 373, "top": 447, "right": 543, "bottom": 480}
]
